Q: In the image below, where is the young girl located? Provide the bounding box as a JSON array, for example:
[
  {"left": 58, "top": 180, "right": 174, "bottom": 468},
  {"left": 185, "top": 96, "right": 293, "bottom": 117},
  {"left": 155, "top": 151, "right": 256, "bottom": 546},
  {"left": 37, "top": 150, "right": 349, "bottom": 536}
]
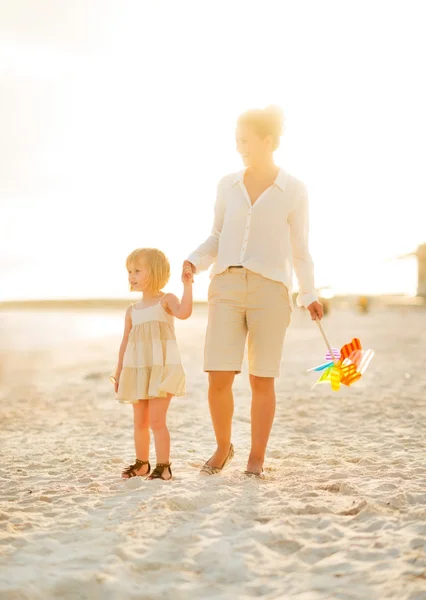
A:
[{"left": 111, "top": 247, "right": 193, "bottom": 481}]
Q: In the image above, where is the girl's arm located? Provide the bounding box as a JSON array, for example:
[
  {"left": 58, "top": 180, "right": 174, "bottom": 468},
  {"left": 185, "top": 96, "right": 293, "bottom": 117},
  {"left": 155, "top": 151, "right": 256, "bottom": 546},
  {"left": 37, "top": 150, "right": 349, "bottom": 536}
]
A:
[
  {"left": 114, "top": 306, "right": 132, "bottom": 391},
  {"left": 163, "top": 276, "right": 193, "bottom": 320}
]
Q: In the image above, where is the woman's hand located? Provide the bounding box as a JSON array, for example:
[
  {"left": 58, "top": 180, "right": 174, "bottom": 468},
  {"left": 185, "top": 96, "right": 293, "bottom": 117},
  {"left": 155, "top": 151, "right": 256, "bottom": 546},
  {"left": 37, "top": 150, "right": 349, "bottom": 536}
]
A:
[{"left": 307, "top": 301, "right": 324, "bottom": 321}]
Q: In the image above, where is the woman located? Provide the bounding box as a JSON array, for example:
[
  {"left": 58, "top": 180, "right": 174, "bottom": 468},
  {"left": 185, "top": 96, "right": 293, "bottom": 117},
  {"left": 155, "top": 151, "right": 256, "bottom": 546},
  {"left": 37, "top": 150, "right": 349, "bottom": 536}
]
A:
[{"left": 183, "top": 105, "right": 323, "bottom": 478}]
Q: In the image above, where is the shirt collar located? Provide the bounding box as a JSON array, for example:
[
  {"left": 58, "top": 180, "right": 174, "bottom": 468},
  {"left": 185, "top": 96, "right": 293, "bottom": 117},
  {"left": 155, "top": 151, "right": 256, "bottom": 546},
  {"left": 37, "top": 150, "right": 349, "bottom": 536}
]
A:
[
  {"left": 231, "top": 170, "right": 245, "bottom": 186},
  {"left": 232, "top": 168, "right": 288, "bottom": 191},
  {"left": 274, "top": 169, "right": 288, "bottom": 191}
]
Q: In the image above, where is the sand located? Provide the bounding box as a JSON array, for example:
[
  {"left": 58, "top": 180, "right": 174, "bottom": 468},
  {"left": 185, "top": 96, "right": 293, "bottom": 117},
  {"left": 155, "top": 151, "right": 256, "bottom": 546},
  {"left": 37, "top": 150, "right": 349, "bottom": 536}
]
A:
[{"left": 1, "top": 304, "right": 426, "bottom": 600}]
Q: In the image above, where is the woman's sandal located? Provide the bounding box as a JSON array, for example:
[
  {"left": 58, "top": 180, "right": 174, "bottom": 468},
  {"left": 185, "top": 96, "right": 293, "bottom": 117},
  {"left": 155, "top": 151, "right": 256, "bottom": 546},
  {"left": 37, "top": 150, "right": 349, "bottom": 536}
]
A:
[
  {"left": 146, "top": 463, "right": 172, "bottom": 481},
  {"left": 200, "top": 444, "right": 234, "bottom": 475},
  {"left": 243, "top": 469, "right": 265, "bottom": 480},
  {"left": 121, "top": 459, "right": 151, "bottom": 479}
]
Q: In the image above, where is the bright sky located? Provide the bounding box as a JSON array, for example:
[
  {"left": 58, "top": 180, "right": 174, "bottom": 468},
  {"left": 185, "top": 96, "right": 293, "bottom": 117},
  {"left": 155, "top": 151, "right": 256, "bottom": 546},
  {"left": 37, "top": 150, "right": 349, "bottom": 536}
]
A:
[{"left": 1, "top": 0, "right": 424, "bottom": 301}]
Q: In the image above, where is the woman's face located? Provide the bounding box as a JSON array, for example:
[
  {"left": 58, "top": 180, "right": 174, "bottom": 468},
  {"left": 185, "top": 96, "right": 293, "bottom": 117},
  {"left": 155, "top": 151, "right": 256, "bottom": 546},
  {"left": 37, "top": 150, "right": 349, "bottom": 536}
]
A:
[{"left": 235, "top": 123, "right": 273, "bottom": 168}]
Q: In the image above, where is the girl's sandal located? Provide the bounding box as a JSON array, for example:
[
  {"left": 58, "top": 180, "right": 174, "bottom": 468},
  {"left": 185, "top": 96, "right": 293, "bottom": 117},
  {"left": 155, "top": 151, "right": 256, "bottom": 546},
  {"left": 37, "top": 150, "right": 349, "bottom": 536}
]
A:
[
  {"left": 122, "top": 459, "right": 151, "bottom": 478},
  {"left": 146, "top": 463, "right": 172, "bottom": 481}
]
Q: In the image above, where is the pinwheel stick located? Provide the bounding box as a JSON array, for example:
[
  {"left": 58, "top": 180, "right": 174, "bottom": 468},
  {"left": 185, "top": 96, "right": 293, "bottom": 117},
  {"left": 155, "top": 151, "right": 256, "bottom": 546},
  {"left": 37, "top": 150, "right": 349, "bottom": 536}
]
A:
[{"left": 315, "top": 318, "right": 338, "bottom": 364}]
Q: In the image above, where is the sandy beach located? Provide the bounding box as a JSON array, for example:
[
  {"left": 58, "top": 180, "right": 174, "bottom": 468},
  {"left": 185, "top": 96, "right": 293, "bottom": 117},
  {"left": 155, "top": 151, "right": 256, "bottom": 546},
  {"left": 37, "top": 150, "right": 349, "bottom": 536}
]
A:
[{"left": 1, "top": 303, "right": 426, "bottom": 600}]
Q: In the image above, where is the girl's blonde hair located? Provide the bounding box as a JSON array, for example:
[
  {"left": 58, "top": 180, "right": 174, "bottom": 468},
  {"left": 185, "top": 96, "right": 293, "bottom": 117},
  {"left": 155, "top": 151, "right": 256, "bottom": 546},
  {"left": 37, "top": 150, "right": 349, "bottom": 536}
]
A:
[{"left": 126, "top": 248, "right": 170, "bottom": 294}]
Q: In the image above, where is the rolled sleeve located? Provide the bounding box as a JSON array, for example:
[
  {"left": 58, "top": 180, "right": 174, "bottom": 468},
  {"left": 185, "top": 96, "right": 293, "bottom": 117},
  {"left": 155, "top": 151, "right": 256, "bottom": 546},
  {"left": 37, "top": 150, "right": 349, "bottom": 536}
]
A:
[
  {"left": 187, "top": 179, "right": 226, "bottom": 273},
  {"left": 288, "top": 184, "right": 318, "bottom": 308}
]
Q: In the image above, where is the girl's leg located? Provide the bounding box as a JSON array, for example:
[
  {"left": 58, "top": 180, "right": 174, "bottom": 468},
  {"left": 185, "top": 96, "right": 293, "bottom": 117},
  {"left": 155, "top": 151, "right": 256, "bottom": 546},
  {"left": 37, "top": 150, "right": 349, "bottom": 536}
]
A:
[
  {"left": 149, "top": 395, "right": 172, "bottom": 479},
  {"left": 122, "top": 401, "right": 150, "bottom": 478}
]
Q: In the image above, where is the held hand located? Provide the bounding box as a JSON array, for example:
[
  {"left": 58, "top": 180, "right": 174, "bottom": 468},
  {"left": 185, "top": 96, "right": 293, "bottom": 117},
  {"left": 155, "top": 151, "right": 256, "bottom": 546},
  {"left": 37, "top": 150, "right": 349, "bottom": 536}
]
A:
[
  {"left": 182, "top": 260, "right": 195, "bottom": 283},
  {"left": 182, "top": 268, "right": 193, "bottom": 285},
  {"left": 307, "top": 300, "right": 324, "bottom": 321}
]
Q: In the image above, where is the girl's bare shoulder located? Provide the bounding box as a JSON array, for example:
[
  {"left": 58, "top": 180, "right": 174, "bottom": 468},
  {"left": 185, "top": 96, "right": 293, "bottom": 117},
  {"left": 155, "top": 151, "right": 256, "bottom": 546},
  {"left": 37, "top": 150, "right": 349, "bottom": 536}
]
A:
[{"left": 161, "top": 293, "right": 178, "bottom": 315}]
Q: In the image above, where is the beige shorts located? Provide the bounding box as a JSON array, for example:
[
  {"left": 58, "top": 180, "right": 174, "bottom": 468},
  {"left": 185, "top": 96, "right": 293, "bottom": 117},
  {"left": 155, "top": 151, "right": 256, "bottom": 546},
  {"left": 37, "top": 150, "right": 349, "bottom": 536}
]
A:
[{"left": 204, "top": 268, "right": 292, "bottom": 378}]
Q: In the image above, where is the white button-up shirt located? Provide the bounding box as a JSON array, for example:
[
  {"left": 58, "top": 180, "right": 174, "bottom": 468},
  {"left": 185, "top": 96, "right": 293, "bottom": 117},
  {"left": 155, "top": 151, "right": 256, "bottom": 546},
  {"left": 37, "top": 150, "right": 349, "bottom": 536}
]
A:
[{"left": 188, "top": 168, "right": 318, "bottom": 308}]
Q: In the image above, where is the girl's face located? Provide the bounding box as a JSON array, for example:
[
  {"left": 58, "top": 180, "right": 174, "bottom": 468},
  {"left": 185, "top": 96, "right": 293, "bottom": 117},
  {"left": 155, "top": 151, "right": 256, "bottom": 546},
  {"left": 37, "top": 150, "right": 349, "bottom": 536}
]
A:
[
  {"left": 235, "top": 123, "right": 273, "bottom": 168},
  {"left": 127, "top": 260, "right": 150, "bottom": 292}
]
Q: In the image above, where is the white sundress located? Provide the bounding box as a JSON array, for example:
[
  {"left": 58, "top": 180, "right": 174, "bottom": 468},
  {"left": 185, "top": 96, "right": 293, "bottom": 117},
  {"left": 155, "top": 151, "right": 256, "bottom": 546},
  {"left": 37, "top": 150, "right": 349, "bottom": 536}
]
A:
[{"left": 116, "top": 299, "right": 185, "bottom": 403}]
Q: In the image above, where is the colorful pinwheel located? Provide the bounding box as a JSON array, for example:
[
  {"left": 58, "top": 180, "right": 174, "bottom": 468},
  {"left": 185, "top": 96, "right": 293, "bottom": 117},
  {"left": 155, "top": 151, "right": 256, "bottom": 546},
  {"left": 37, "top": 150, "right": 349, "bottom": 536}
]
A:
[{"left": 308, "top": 320, "right": 374, "bottom": 391}]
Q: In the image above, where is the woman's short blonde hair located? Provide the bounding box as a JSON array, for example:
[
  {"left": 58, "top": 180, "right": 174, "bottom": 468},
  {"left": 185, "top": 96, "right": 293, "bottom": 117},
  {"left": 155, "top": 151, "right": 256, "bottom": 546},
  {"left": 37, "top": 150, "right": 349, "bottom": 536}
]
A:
[
  {"left": 126, "top": 248, "right": 170, "bottom": 294},
  {"left": 237, "top": 105, "right": 285, "bottom": 151}
]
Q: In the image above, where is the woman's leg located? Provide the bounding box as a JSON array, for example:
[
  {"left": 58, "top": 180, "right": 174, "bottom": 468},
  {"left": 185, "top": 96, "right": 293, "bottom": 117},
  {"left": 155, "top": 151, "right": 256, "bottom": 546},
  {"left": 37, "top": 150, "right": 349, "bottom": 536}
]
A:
[
  {"left": 247, "top": 375, "right": 276, "bottom": 472},
  {"left": 203, "top": 269, "right": 247, "bottom": 469},
  {"left": 149, "top": 395, "right": 172, "bottom": 479},
  {"left": 246, "top": 272, "right": 291, "bottom": 473},
  {"left": 205, "top": 371, "right": 235, "bottom": 468},
  {"left": 122, "top": 401, "right": 150, "bottom": 477}
]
